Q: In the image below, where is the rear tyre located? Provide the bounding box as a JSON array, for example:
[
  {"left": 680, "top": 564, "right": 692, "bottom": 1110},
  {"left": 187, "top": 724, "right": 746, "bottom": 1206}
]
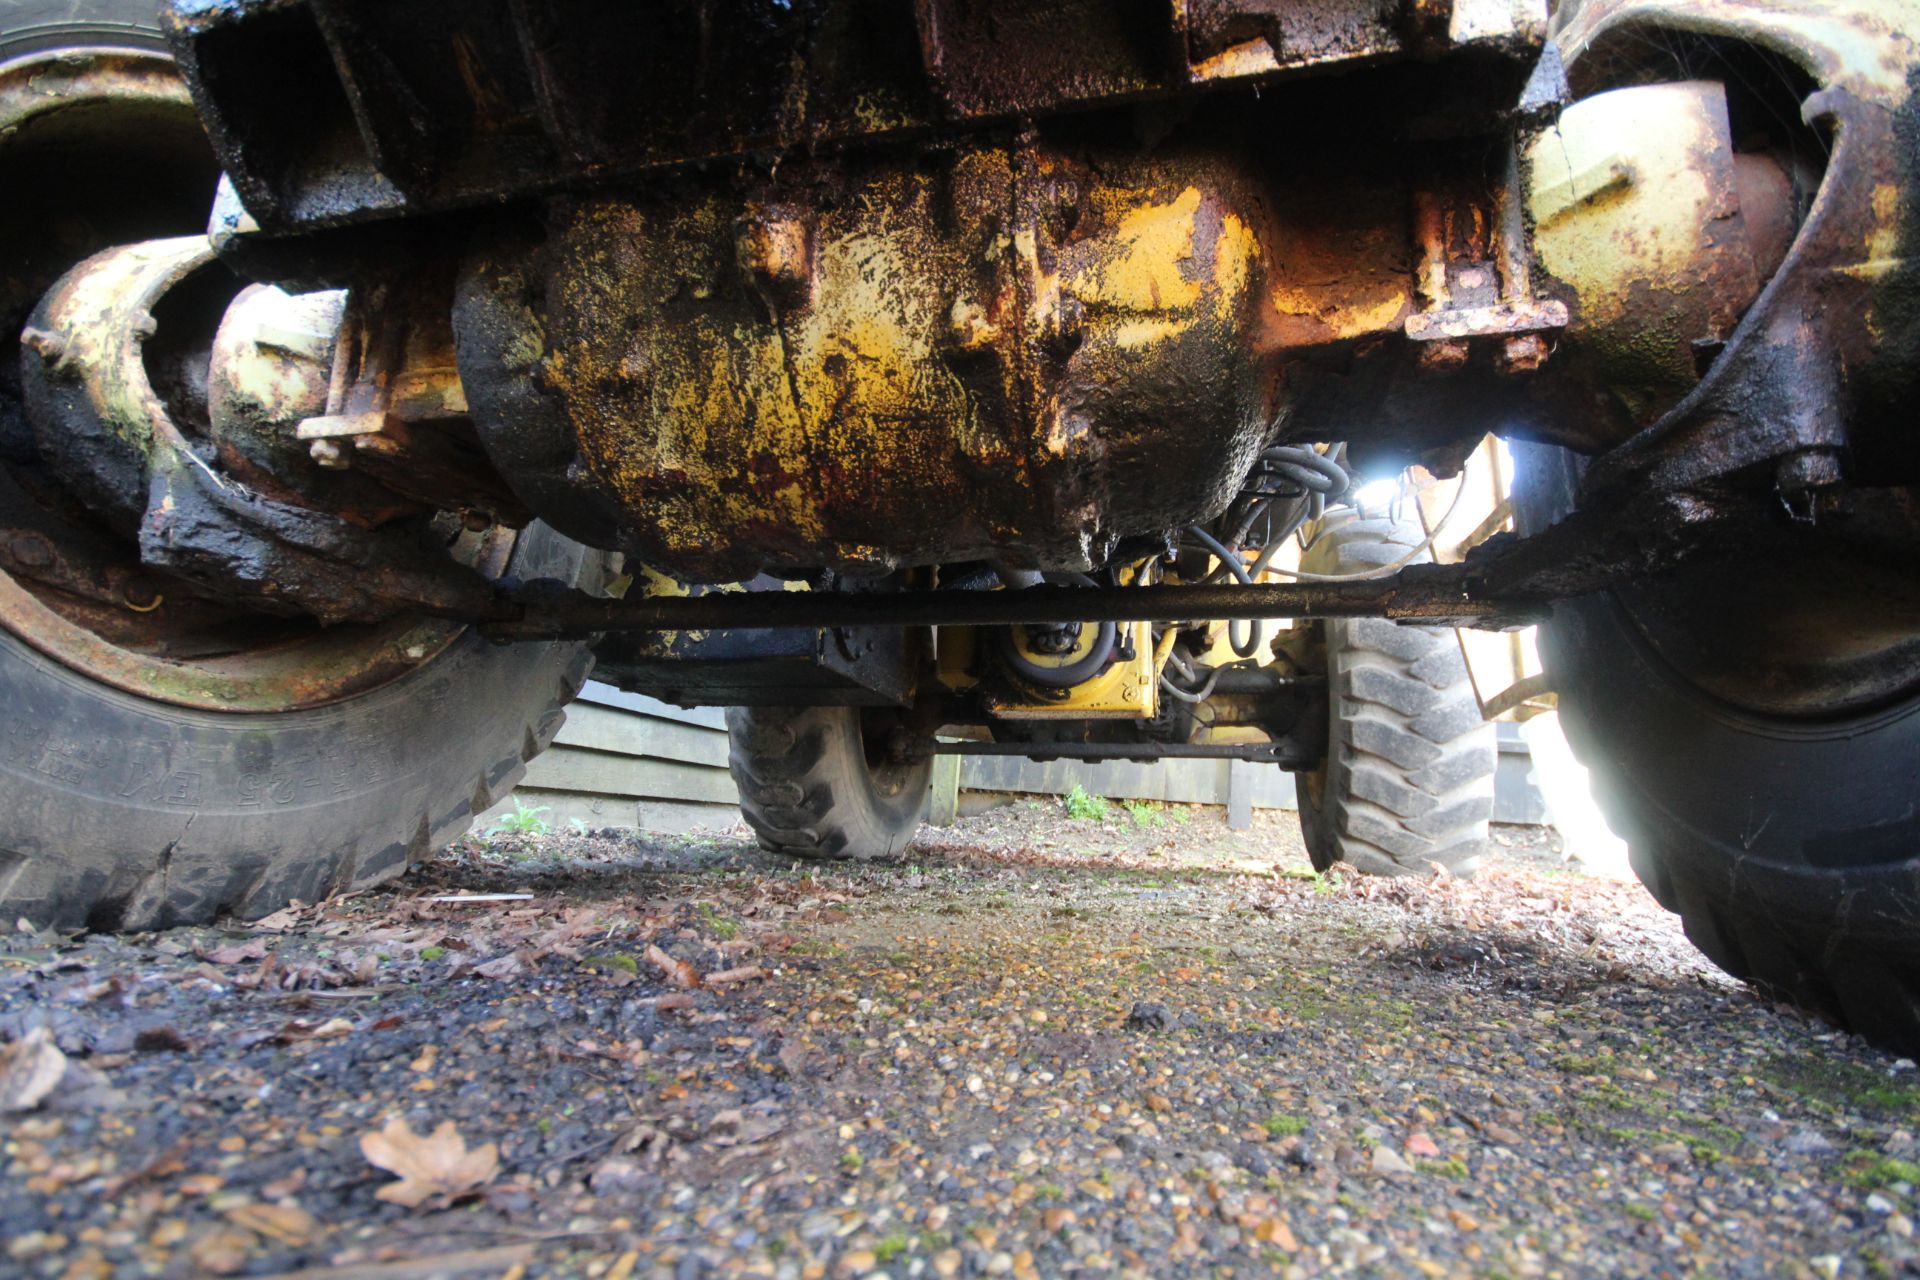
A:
[
  {"left": 0, "top": 524, "right": 603, "bottom": 931},
  {"left": 1296, "top": 511, "right": 1497, "bottom": 876},
  {"left": 1514, "top": 443, "right": 1920, "bottom": 1053},
  {"left": 727, "top": 706, "right": 930, "bottom": 860},
  {"left": 0, "top": 8, "right": 607, "bottom": 931}
]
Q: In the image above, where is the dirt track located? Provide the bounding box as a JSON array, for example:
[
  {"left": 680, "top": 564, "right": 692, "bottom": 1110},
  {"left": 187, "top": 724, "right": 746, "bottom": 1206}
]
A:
[{"left": 3, "top": 802, "right": 1917, "bottom": 1279}]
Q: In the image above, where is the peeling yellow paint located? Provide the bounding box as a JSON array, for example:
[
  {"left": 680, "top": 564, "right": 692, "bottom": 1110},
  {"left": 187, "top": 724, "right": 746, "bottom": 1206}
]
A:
[
  {"left": 1075, "top": 187, "right": 1205, "bottom": 313},
  {"left": 513, "top": 144, "right": 1276, "bottom": 578}
]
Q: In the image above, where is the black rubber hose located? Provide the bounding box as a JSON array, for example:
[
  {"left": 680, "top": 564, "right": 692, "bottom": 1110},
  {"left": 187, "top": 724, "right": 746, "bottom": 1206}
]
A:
[
  {"left": 1184, "top": 524, "right": 1263, "bottom": 659},
  {"left": 1159, "top": 669, "right": 1222, "bottom": 703},
  {"left": 1260, "top": 446, "right": 1350, "bottom": 498}
]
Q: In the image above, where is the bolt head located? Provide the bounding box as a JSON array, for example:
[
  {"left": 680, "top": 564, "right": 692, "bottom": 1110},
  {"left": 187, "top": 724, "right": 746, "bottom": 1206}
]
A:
[
  {"left": 8, "top": 533, "right": 53, "bottom": 568},
  {"left": 1495, "top": 333, "right": 1551, "bottom": 377}
]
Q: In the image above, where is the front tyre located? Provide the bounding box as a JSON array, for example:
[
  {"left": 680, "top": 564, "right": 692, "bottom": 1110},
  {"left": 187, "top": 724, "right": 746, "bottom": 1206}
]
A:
[
  {"left": 1296, "top": 511, "right": 1497, "bottom": 877},
  {"left": 727, "top": 706, "right": 930, "bottom": 860},
  {"left": 1515, "top": 444, "right": 1920, "bottom": 1053}
]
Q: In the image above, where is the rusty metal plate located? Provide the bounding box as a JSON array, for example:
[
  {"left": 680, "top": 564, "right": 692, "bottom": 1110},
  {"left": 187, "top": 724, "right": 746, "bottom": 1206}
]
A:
[{"left": 456, "top": 141, "right": 1282, "bottom": 581}]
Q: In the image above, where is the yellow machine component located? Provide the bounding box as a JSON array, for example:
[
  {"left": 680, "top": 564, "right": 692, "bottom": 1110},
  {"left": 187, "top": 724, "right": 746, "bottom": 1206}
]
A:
[
  {"left": 473, "top": 141, "right": 1281, "bottom": 582},
  {"left": 934, "top": 618, "right": 1161, "bottom": 718},
  {"left": 933, "top": 560, "right": 1169, "bottom": 723},
  {"left": 988, "top": 619, "right": 1159, "bottom": 720},
  {"left": 1523, "top": 79, "right": 1796, "bottom": 425}
]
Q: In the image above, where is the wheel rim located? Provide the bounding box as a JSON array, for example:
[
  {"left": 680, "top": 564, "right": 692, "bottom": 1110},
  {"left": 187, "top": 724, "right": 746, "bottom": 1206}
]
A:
[
  {"left": 1606, "top": 503, "right": 1920, "bottom": 723},
  {"left": 0, "top": 47, "right": 501, "bottom": 712},
  {"left": 857, "top": 708, "right": 921, "bottom": 800}
]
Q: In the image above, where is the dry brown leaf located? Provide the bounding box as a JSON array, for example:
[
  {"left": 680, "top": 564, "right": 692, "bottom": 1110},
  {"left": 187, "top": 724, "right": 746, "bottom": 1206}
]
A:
[
  {"left": 631, "top": 993, "right": 698, "bottom": 1011},
  {"left": 205, "top": 939, "right": 269, "bottom": 965},
  {"left": 645, "top": 944, "right": 702, "bottom": 989},
  {"left": 100, "top": 1141, "right": 189, "bottom": 1197},
  {"left": 259, "top": 1167, "right": 307, "bottom": 1201},
  {"left": 474, "top": 954, "right": 524, "bottom": 980},
  {"left": 704, "top": 965, "right": 769, "bottom": 987},
  {"left": 359, "top": 1116, "right": 499, "bottom": 1208},
  {"left": 189, "top": 1226, "right": 256, "bottom": 1275},
  {"left": 223, "top": 1201, "right": 316, "bottom": 1246},
  {"left": 276, "top": 1017, "right": 353, "bottom": 1043},
  {"left": 0, "top": 1027, "right": 68, "bottom": 1114}
]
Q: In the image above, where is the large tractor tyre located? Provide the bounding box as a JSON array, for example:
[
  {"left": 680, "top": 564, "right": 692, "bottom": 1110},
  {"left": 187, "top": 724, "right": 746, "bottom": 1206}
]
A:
[
  {"left": 0, "top": 8, "right": 608, "bottom": 931},
  {"left": 0, "top": 523, "right": 604, "bottom": 932},
  {"left": 1513, "top": 444, "right": 1920, "bottom": 1052},
  {"left": 727, "top": 706, "right": 931, "bottom": 861},
  {"left": 1296, "top": 511, "right": 1497, "bottom": 877}
]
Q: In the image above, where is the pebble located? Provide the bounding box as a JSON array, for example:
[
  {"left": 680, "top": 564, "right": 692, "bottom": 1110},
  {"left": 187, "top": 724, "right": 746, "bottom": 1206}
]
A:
[
  {"left": 5, "top": 812, "right": 1915, "bottom": 1280},
  {"left": 1785, "top": 1128, "right": 1837, "bottom": 1155},
  {"left": 1370, "top": 1146, "right": 1414, "bottom": 1176}
]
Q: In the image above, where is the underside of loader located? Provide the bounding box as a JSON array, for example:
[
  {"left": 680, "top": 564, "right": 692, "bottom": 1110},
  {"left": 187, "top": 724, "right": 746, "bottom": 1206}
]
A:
[{"left": 5, "top": 0, "right": 1920, "bottom": 1047}]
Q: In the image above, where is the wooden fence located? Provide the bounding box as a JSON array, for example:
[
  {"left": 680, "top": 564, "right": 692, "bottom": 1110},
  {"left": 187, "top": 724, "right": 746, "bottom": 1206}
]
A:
[
  {"left": 477, "top": 683, "right": 739, "bottom": 835},
  {"left": 481, "top": 682, "right": 1540, "bottom": 834}
]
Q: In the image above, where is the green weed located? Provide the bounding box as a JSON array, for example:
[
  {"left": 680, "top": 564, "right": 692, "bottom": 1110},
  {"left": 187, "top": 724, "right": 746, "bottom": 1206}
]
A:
[
  {"left": 484, "top": 799, "right": 550, "bottom": 838},
  {"left": 1065, "top": 785, "right": 1110, "bottom": 820}
]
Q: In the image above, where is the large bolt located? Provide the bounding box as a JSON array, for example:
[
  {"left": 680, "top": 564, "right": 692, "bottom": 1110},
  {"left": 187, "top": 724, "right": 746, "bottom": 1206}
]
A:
[
  {"left": 1775, "top": 446, "right": 1843, "bottom": 522},
  {"left": 736, "top": 209, "right": 813, "bottom": 309},
  {"left": 309, "top": 439, "right": 349, "bottom": 469},
  {"left": 1494, "top": 333, "right": 1550, "bottom": 377},
  {"left": 8, "top": 532, "right": 53, "bottom": 568},
  {"left": 1777, "top": 446, "right": 1843, "bottom": 492},
  {"left": 19, "top": 326, "right": 66, "bottom": 363},
  {"left": 1415, "top": 339, "right": 1470, "bottom": 376}
]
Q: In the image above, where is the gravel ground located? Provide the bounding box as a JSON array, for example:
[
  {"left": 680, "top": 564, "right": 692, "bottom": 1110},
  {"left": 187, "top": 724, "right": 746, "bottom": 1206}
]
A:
[{"left": 4, "top": 800, "right": 1919, "bottom": 1280}]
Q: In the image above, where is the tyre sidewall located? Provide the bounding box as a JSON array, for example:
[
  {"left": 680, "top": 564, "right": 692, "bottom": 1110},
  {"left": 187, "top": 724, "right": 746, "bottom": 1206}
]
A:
[
  {"left": 728, "top": 705, "right": 930, "bottom": 860},
  {"left": 1, "top": 524, "right": 597, "bottom": 927},
  {"left": 1516, "top": 441, "right": 1920, "bottom": 953}
]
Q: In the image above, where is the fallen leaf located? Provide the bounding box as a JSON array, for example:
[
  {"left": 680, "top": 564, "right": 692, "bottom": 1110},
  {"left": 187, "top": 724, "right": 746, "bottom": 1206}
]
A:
[
  {"left": 704, "top": 965, "right": 768, "bottom": 987},
  {"left": 223, "top": 1202, "right": 316, "bottom": 1246},
  {"left": 474, "top": 954, "right": 524, "bottom": 981},
  {"left": 189, "top": 1227, "right": 256, "bottom": 1275},
  {"left": 204, "top": 939, "right": 269, "bottom": 965},
  {"left": 276, "top": 1017, "right": 353, "bottom": 1042},
  {"left": 0, "top": 1028, "right": 68, "bottom": 1113},
  {"left": 645, "top": 944, "right": 701, "bottom": 989},
  {"left": 631, "top": 993, "right": 698, "bottom": 1011},
  {"left": 250, "top": 906, "right": 304, "bottom": 932},
  {"left": 100, "top": 1141, "right": 189, "bottom": 1197},
  {"left": 359, "top": 1116, "right": 499, "bottom": 1208},
  {"left": 260, "top": 1167, "right": 307, "bottom": 1201}
]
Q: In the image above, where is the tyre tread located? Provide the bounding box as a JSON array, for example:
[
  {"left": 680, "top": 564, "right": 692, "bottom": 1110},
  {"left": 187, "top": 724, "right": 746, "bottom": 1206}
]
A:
[{"left": 1296, "top": 509, "right": 1496, "bottom": 877}]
